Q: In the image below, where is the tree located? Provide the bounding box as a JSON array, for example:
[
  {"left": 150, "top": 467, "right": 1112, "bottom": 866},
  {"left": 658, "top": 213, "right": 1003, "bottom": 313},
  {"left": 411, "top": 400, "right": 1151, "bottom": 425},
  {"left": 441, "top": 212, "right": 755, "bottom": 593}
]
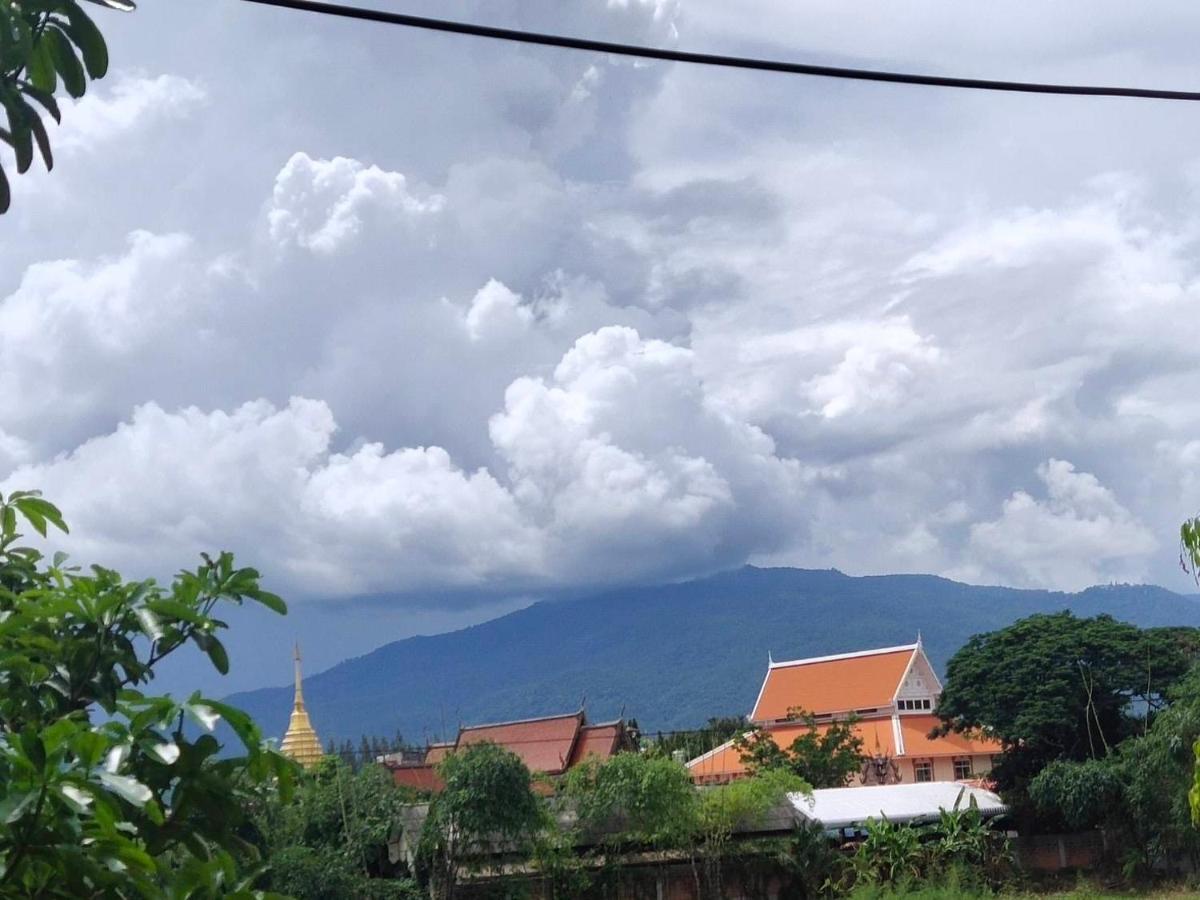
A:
[
  {"left": 733, "top": 709, "right": 864, "bottom": 788},
  {"left": 563, "top": 751, "right": 697, "bottom": 850},
  {"left": 256, "top": 757, "right": 421, "bottom": 899},
  {"left": 0, "top": 489, "right": 296, "bottom": 896},
  {"left": 694, "top": 768, "right": 807, "bottom": 899},
  {"left": 935, "top": 612, "right": 1194, "bottom": 811},
  {"left": 421, "top": 741, "right": 546, "bottom": 899},
  {"left": 1182, "top": 515, "right": 1200, "bottom": 583},
  {"left": 0, "top": 0, "right": 130, "bottom": 213}
]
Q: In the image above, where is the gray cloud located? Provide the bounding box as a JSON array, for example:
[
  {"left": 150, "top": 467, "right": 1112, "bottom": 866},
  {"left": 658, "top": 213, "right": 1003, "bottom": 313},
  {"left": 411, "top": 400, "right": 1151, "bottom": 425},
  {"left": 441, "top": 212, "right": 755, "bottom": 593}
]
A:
[{"left": 2, "top": 0, "right": 1199, "bottom": 631}]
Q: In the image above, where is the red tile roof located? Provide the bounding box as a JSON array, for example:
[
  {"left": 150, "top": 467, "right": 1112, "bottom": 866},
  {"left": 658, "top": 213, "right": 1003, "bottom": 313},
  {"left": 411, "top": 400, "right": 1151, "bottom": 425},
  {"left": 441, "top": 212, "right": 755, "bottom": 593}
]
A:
[
  {"left": 457, "top": 711, "right": 586, "bottom": 775},
  {"left": 391, "top": 764, "right": 445, "bottom": 793},
  {"left": 752, "top": 645, "right": 917, "bottom": 722},
  {"left": 569, "top": 722, "right": 624, "bottom": 767}
]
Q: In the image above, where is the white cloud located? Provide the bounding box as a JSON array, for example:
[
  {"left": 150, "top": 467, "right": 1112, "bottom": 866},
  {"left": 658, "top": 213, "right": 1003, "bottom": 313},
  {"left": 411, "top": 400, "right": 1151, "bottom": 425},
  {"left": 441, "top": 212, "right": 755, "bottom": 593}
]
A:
[
  {"left": 1, "top": 327, "right": 806, "bottom": 597},
  {"left": 953, "top": 459, "right": 1157, "bottom": 591},
  {"left": 56, "top": 73, "right": 207, "bottom": 152},
  {"left": 267, "top": 152, "right": 445, "bottom": 254}
]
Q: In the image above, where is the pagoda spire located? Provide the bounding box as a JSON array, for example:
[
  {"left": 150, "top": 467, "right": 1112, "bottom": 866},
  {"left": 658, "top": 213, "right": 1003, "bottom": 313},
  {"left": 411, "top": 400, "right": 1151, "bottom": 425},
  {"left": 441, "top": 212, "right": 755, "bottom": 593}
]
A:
[{"left": 280, "top": 644, "right": 323, "bottom": 769}]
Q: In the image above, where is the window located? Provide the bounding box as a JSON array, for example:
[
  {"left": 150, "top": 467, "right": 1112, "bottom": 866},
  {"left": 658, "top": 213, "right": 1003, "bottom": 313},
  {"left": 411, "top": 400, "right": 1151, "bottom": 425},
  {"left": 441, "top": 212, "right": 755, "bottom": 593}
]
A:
[
  {"left": 954, "top": 758, "right": 972, "bottom": 780},
  {"left": 914, "top": 760, "right": 933, "bottom": 783},
  {"left": 898, "top": 698, "right": 933, "bottom": 711}
]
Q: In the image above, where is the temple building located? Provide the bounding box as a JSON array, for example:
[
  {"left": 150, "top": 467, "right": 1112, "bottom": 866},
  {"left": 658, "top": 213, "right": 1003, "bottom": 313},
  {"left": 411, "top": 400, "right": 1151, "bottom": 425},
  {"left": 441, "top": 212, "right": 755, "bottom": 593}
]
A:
[
  {"left": 280, "top": 645, "right": 324, "bottom": 769},
  {"left": 687, "top": 639, "right": 1001, "bottom": 786},
  {"left": 389, "top": 710, "right": 636, "bottom": 792}
]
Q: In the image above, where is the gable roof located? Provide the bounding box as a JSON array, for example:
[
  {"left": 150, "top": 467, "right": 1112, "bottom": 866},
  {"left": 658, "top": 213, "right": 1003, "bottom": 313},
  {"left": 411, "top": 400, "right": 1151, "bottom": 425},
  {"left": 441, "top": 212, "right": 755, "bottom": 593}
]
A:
[
  {"left": 687, "top": 718, "right": 901, "bottom": 784},
  {"left": 456, "top": 711, "right": 586, "bottom": 775},
  {"left": 751, "top": 644, "right": 919, "bottom": 722},
  {"left": 569, "top": 721, "right": 625, "bottom": 767}
]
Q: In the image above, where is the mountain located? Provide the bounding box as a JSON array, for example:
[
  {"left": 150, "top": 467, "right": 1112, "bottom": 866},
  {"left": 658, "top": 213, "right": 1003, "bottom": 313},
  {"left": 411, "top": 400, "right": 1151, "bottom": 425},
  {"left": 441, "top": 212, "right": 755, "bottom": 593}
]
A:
[{"left": 225, "top": 566, "right": 1200, "bottom": 746}]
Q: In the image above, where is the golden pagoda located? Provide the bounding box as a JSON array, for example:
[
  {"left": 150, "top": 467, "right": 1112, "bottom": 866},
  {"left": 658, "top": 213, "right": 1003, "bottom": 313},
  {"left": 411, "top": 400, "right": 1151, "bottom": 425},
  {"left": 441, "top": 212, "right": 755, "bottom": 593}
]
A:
[{"left": 280, "top": 644, "right": 324, "bottom": 768}]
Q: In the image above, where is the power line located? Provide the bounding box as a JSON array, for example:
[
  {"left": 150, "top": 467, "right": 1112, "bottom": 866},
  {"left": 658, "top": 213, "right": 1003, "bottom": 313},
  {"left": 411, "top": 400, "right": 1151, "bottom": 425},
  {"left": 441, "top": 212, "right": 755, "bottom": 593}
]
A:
[{"left": 242, "top": 0, "right": 1200, "bottom": 103}]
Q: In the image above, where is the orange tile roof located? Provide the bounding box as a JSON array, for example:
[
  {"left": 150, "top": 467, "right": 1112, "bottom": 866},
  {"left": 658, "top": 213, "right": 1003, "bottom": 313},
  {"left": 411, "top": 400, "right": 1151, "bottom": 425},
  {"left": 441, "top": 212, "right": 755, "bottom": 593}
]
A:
[
  {"left": 424, "top": 742, "right": 454, "bottom": 765},
  {"left": 687, "top": 719, "right": 900, "bottom": 783},
  {"left": 898, "top": 715, "right": 1002, "bottom": 757},
  {"left": 752, "top": 646, "right": 917, "bottom": 722},
  {"left": 457, "top": 711, "right": 584, "bottom": 775},
  {"left": 569, "top": 722, "right": 623, "bottom": 767}
]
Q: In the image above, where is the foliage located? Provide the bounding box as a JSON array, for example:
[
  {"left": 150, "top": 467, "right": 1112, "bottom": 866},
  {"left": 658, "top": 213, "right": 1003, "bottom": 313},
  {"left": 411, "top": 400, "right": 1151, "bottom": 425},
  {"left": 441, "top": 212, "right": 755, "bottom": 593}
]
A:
[
  {"left": 850, "top": 817, "right": 925, "bottom": 887},
  {"left": 644, "top": 715, "right": 748, "bottom": 762},
  {"left": 0, "top": 489, "right": 296, "bottom": 897},
  {"left": 847, "top": 803, "right": 1011, "bottom": 891},
  {"left": 421, "top": 741, "right": 546, "bottom": 899},
  {"left": 935, "top": 612, "right": 1195, "bottom": 819},
  {"left": 256, "top": 756, "right": 421, "bottom": 898},
  {"left": 694, "top": 768, "right": 808, "bottom": 898},
  {"left": 1031, "top": 667, "right": 1200, "bottom": 873},
  {"left": 0, "top": 0, "right": 126, "bottom": 213},
  {"left": 734, "top": 708, "right": 864, "bottom": 788},
  {"left": 562, "top": 750, "right": 697, "bottom": 849},
  {"left": 1029, "top": 758, "right": 1125, "bottom": 832}
]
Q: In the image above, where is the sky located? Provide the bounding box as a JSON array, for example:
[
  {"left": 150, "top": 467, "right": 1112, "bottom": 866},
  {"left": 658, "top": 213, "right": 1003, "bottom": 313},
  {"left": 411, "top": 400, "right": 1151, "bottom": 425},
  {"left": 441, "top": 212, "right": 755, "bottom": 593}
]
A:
[{"left": 3, "top": 0, "right": 1200, "bottom": 695}]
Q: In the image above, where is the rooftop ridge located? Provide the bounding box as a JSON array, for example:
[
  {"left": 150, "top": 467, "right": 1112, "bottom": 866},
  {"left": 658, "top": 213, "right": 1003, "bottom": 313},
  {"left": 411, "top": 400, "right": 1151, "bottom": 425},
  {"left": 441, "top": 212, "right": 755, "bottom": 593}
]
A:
[
  {"left": 459, "top": 708, "right": 586, "bottom": 732},
  {"left": 768, "top": 643, "right": 918, "bottom": 670}
]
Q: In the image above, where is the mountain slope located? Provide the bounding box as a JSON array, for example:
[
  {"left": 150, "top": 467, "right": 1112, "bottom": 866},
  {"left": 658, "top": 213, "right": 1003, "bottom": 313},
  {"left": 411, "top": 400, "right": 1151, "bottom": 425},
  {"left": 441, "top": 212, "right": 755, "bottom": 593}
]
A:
[{"left": 226, "top": 567, "right": 1200, "bottom": 746}]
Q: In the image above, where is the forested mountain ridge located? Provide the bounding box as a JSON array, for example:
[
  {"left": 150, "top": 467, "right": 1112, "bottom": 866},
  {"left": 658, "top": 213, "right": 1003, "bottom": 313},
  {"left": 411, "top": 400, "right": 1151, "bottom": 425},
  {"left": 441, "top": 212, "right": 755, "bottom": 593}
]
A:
[{"left": 226, "top": 566, "right": 1200, "bottom": 746}]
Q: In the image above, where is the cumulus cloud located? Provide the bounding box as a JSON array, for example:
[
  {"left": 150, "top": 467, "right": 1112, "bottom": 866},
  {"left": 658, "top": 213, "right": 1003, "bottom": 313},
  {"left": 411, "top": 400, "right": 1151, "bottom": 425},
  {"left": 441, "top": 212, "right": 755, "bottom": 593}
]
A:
[
  {"left": 56, "top": 73, "right": 207, "bottom": 152},
  {"left": 6, "top": 0, "right": 1200, "bottom": 632},
  {"left": 267, "top": 152, "right": 445, "bottom": 254},
  {"left": 952, "top": 459, "right": 1157, "bottom": 591},
  {"left": 1, "top": 327, "right": 805, "bottom": 597}
]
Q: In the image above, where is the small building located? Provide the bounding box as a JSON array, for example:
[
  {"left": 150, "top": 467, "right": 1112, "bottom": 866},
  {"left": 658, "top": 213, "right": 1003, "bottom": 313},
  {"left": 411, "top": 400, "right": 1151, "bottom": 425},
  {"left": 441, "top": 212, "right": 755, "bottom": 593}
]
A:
[
  {"left": 687, "top": 639, "right": 1001, "bottom": 786},
  {"left": 389, "top": 710, "right": 636, "bottom": 792},
  {"left": 280, "top": 645, "right": 324, "bottom": 769}
]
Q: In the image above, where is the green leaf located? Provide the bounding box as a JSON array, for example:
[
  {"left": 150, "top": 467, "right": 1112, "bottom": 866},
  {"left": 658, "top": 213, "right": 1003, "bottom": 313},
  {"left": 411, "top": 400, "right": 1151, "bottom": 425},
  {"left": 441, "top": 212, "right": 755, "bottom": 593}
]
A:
[
  {"left": 46, "top": 27, "right": 86, "bottom": 98},
  {"left": 27, "top": 39, "right": 57, "bottom": 93},
  {"left": 205, "top": 635, "right": 229, "bottom": 675},
  {"left": 2, "top": 97, "right": 33, "bottom": 175},
  {"left": 0, "top": 162, "right": 9, "bottom": 214},
  {"left": 28, "top": 112, "right": 52, "bottom": 171},
  {"left": 61, "top": 4, "right": 109, "bottom": 79},
  {"left": 250, "top": 589, "right": 287, "bottom": 615},
  {"left": 20, "top": 84, "right": 61, "bottom": 124},
  {"left": 14, "top": 496, "right": 68, "bottom": 534}
]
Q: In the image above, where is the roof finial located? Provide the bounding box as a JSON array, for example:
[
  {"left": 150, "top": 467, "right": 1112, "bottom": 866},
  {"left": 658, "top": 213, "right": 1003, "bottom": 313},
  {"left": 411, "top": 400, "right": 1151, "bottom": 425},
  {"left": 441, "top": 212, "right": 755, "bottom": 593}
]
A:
[
  {"left": 292, "top": 642, "right": 304, "bottom": 709},
  {"left": 768, "top": 649, "right": 774, "bottom": 666},
  {"left": 916, "top": 630, "right": 923, "bottom": 647}
]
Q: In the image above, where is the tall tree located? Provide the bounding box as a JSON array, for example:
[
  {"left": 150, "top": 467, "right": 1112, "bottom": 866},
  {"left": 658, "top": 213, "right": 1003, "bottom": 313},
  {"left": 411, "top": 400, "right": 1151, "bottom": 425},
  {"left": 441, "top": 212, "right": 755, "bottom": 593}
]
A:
[
  {"left": 1, "top": 0, "right": 130, "bottom": 213},
  {"left": 935, "top": 612, "right": 1194, "bottom": 813},
  {"left": 421, "top": 742, "right": 546, "bottom": 900}
]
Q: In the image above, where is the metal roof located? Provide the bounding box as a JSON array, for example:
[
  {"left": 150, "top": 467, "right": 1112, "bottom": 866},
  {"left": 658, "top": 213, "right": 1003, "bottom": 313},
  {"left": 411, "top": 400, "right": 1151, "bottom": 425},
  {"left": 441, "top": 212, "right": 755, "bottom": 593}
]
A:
[{"left": 790, "top": 782, "right": 1007, "bottom": 830}]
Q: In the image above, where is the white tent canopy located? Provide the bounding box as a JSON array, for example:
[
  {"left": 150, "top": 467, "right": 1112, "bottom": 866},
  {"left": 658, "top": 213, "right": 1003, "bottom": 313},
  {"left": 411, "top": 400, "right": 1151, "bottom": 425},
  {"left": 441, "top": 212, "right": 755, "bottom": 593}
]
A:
[{"left": 789, "top": 782, "right": 1006, "bottom": 830}]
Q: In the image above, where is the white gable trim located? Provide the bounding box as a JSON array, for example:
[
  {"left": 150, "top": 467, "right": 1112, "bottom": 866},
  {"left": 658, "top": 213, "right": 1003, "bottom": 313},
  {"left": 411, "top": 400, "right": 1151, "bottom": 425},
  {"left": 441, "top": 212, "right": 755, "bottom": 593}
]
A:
[
  {"left": 891, "top": 646, "right": 921, "bottom": 704},
  {"left": 892, "top": 714, "right": 905, "bottom": 756},
  {"left": 686, "top": 736, "right": 742, "bottom": 769},
  {"left": 768, "top": 643, "right": 919, "bottom": 671},
  {"left": 750, "top": 662, "right": 774, "bottom": 719}
]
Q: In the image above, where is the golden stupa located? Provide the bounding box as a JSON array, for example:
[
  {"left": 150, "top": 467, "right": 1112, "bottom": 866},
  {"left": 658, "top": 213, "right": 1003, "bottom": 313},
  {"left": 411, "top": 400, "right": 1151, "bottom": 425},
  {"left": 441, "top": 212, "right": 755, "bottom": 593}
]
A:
[{"left": 280, "top": 644, "right": 324, "bottom": 769}]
